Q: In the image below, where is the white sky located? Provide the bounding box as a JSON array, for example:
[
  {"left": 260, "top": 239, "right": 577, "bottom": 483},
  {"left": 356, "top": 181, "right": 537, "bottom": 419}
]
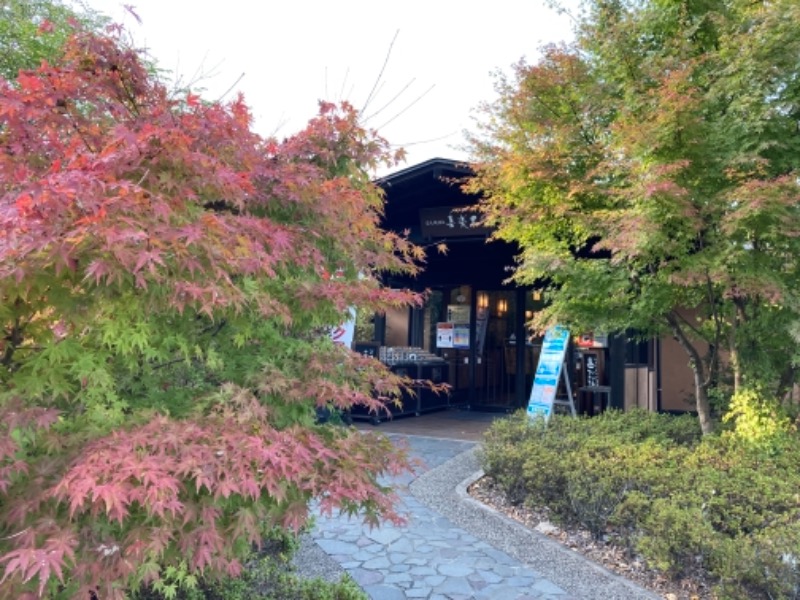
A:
[{"left": 82, "top": 1, "right": 577, "bottom": 173}]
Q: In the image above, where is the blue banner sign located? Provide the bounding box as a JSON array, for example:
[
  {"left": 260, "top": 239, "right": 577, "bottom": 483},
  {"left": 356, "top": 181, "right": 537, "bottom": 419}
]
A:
[{"left": 527, "top": 326, "right": 570, "bottom": 421}]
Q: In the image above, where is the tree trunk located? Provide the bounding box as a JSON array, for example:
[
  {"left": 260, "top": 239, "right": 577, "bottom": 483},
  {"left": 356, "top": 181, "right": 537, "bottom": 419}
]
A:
[
  {"left": 729, "top": 343, "right": 741, "bottom": 395},
  {"left": 691, "top": 363, "right": 714, "bottom": 436},
  {"left": 666, "top": 313, "right": 715, "bottom": 435},
  {"left": 730, "top": 299, "right": 747, "bottom": 394},
  {"left": 1, "top": 318, "right": 23, "bottom": 369},
  {"left": 776, "top": 364, "right": 796, "bottom": 405}
]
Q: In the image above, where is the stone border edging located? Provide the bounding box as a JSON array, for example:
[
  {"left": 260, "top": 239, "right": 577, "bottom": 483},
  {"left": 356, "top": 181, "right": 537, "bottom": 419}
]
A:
[{"left": 410, "top": 446, "right": 661, "bottom": 600}]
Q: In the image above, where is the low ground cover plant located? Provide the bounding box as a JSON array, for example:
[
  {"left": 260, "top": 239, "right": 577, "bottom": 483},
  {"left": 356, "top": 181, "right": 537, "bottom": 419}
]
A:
[
  {"left": 480, "top": 410, "right": 800, "bottom": 599},
  {"left": 131, "top": 530, "right": 366, "bottom": 600}
]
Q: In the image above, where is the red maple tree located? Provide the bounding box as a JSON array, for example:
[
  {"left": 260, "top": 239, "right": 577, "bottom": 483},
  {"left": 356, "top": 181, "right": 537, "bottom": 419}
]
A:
[{"left": 0, "top": 25, "right": 423, "bottom": 599}]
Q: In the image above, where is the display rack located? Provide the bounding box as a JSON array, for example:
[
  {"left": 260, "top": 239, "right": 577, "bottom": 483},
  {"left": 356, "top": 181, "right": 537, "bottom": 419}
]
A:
[{"left": 349, "top": 351, "right": 450, "bottom": 424}]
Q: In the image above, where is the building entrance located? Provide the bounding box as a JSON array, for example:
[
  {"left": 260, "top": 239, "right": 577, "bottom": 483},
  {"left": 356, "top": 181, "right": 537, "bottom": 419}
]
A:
[{"left": 413, "top": 286, "right": 546, "bottom": 411}]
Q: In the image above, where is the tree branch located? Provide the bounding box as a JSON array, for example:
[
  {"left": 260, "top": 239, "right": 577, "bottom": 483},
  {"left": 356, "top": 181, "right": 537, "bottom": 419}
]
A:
[{"left": 1, "top": 318, "right": 24, "bottom": 369}]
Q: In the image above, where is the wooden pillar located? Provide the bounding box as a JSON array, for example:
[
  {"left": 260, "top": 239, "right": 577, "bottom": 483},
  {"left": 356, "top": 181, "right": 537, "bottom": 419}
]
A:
[
  {"left": 609, "top": 332, "right": 625, "bottom": 409},
  {"left": 514, "top": 287, "right": 527, "bottom": 409}
]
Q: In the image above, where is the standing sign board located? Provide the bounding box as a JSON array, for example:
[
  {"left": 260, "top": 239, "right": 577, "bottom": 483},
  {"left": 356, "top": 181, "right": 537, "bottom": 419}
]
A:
[
  {"left": 329, "top": 307, "right": 356, "bottom": 349},
  {"left": 324, "top": 269, "right": 356, "bottom": 349},
  {"left": 527, "top": 326, "right": 574, "bottom": 421}
]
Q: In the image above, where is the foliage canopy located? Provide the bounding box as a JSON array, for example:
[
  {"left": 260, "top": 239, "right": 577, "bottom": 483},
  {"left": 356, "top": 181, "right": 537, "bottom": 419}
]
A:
[
  {"left": 467, "top": 0, "right": 800, "bottom": 433},
  {"left": 0, "top": 15, "right": 422, "bottom": 600},
  {"left": 0, "top": 0, "right": 108, "bottom": 80}
]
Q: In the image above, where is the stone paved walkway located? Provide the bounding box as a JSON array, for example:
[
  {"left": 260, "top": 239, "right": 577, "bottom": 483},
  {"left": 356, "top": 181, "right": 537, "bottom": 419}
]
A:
[{"left": 310, "top": 436, "right": 574, "bottom": 600}]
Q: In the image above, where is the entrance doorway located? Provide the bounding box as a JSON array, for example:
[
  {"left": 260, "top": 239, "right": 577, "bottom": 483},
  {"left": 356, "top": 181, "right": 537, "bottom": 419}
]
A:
[{"left": 414, "top": 286, "right": 546, "bottom": 411}]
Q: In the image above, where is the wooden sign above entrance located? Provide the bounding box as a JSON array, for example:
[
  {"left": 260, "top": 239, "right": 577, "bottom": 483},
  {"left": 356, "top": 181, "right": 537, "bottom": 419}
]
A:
[{"left": 419, "top": 206, "right": 493, "bottom": 238}]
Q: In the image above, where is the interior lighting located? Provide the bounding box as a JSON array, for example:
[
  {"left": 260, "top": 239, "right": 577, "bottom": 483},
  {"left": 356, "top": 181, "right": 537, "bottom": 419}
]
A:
[{"left": 497, "top": 298, "right": 508, "bottom": 315}]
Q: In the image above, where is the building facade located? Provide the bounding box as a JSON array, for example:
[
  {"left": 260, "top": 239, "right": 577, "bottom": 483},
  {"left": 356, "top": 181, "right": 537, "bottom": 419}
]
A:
[{"left": 366, "top": 158, "right": 696, "bottom": 415}]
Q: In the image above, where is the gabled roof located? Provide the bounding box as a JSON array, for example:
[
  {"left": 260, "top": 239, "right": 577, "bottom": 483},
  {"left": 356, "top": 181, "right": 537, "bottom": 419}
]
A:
[
  {"left": 376, "top": 158, "right": 479, "bottom": 223},
  {"left": 376, "top": 158, "right": 517, "bottom": 289},
  {"left": 375, "top": 157, "right": 473, "bottom": 188}
]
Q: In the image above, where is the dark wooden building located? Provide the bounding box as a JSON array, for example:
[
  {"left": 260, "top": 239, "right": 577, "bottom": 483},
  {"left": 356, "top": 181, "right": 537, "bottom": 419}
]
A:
[{"left": 364, "top": 158, "right": 696, "bottom": 416}]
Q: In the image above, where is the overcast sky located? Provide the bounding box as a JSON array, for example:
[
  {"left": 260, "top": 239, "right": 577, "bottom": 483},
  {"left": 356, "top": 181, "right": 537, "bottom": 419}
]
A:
[{"left": 82, "top": 1, "right": 578, "bottom": 173}]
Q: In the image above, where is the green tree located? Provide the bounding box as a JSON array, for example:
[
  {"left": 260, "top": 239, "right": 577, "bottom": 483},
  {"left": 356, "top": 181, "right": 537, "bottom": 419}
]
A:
[
  {"left": 0, "top": 22, "right": 421, "bottom": 600},
  {"left": 467, "top": 0, "right": 800, "bottom": 434},
  {"left": 0, "top": 0, "right": 108, "bottom": 80}
]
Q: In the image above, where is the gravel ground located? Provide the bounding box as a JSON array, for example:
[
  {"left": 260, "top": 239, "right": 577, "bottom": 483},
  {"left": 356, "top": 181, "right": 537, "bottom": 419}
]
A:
[{"left": 290, "top": 533, "right": 348, "bottom": 583}]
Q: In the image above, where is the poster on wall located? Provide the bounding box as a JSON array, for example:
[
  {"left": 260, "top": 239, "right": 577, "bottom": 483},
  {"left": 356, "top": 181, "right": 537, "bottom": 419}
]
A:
[
  {"left": 452, "top": 324, "right": 470, "bottom": 349},
  {"left": 436, "top": 322, "right": 454, "bottom": 348},
  {"left": 527, "top": 325, "right": 570, "bottom": 421},
  {"left": 447, "top": 305, "right": 470, "bottom": 323}
]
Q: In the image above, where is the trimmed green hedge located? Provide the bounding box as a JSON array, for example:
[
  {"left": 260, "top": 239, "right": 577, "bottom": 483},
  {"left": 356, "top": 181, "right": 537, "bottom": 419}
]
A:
[{"left": 479, "top": 410, "right": 800, "bottom": 599}]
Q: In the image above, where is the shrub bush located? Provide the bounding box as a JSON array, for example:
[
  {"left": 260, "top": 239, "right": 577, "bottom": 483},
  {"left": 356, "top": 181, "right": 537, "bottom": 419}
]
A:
[
  {"left": 635, "top": 495, "right": 716, "bottom": 576},
  {"left": 479, "top": 409, "right": 800, "bottom": 599},
  {"left": 479, "top": 411, "right": 543, "bottom": 506},
  {"left": 568, "top": 439, "right": 688, "bottom": 541},
  {"left": 480, "top": 410, "right": 698, "bottom": 530},
  {"left": 723, "top": 387, "right": 797, "bottom": 453}
]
